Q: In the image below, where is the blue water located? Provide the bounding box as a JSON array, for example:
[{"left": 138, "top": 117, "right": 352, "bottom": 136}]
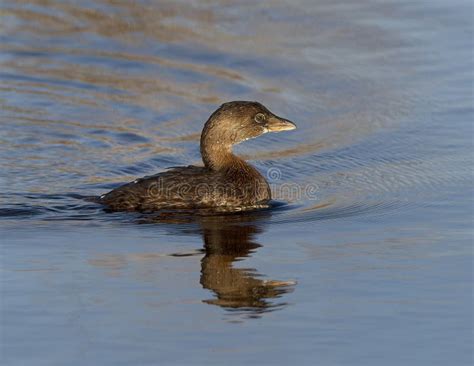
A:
[{"left": 0, "top": 0, "right": 472, "bottom": 365}]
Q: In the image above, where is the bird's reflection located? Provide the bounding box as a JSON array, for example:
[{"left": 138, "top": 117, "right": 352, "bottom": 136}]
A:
[
  {"left": 197, "top": 212, "right": 295, "bottom": 314},
  {"left": 94, "top": 208, "right": 296, "bottom": 317}
]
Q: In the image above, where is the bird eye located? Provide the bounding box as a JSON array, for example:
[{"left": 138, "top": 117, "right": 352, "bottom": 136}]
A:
[{"left": 254, "top": 113, "right": 266, "bottom": 124}]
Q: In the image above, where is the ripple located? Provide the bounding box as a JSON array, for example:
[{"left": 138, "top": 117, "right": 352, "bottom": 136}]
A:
[
  {"left": 0, "top": 207, "right": 43, "bottom": 218},
  {"left": 272, "top": 199, "right": 412, "bottom": 225}
]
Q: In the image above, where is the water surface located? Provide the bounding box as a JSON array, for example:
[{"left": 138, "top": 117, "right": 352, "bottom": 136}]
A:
[{"left": 1, "top": 0, "right": 473, "bottom": 365}]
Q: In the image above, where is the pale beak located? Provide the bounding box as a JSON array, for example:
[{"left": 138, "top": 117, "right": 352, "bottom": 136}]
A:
[{"left": 266, "top": 115, "right": 297, "bottom": 132}]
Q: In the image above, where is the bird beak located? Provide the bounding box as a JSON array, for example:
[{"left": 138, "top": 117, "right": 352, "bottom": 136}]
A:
[{"left": 266, "top": 115, "right": 297, "bottom": 132}]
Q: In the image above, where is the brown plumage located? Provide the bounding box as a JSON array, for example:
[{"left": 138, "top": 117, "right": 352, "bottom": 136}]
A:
[{"left": 99, "top": 101, "right": 296, "bottom": 212}]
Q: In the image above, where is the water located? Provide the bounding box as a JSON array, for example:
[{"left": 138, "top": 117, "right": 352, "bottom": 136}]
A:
[{"left": 1, "top": 0, "right": 472, "bottom": 365}]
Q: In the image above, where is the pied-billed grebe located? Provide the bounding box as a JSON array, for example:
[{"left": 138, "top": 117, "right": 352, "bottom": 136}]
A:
[{"left": 100, "top": 101, "right": 296, "bottom": 211}]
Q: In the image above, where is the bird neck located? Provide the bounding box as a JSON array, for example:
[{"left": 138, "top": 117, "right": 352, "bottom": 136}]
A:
[
  {"left": 199, "top": 127, "right": 262, "bottom": 179},
  {"left": 200, "top": 127, "right": 237, "bottom": 170},
  {"left": 200, "top": 141, "right": 237, "bottom": 171}
]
